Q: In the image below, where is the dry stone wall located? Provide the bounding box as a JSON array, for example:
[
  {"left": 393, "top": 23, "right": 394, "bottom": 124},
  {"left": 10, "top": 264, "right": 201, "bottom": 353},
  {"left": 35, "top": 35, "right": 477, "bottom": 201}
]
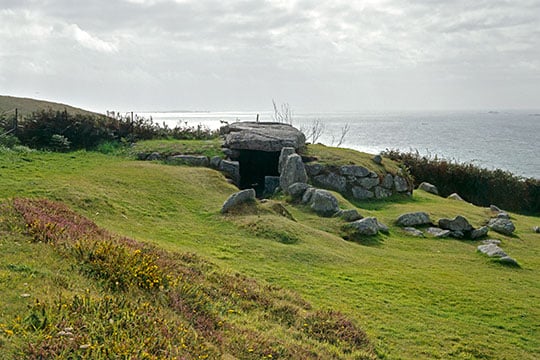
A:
[{"left": 305, "top": 163, "right": 413, "bottom": 200}]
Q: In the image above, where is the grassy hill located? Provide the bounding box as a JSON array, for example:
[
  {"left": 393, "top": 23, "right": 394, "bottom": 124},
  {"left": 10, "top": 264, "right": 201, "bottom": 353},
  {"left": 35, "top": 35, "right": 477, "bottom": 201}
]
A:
[
  {"left": 0, "top": 95, "right": 101, "bottom": 118},
  {"left": 0, "top": 147, "right": 539, "bottom": 359}
]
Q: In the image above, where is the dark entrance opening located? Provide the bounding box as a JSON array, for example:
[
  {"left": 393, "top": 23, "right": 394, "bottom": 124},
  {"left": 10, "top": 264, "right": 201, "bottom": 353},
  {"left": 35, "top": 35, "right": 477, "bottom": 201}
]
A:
[{"left": 238, "top": 149, "right": 280, "bottom": 197}]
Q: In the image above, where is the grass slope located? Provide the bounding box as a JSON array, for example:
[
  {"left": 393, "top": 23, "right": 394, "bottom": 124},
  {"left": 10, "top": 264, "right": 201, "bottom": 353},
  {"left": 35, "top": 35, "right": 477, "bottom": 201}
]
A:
[
  {"left": 0, "top": 95, "right": 101, "bottom": 117},
  {"left": 0, "top": 149, "right": 539, "bottom": 359}
]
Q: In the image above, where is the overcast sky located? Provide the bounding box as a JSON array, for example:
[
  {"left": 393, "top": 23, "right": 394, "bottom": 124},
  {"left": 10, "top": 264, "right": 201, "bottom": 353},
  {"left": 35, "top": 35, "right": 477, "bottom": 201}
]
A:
[{"left": 1, "top": 0, "right": 539, "bottom": 113}]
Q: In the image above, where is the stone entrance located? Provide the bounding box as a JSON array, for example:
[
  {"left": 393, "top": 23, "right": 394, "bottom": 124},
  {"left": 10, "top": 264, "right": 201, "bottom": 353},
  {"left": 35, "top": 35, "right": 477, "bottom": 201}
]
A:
[
  {"left": 220, "top": 122, "right": 306, "bottom": 197},
  {"left": 238, "top": 149, "right": 280, "bottom": 196}
]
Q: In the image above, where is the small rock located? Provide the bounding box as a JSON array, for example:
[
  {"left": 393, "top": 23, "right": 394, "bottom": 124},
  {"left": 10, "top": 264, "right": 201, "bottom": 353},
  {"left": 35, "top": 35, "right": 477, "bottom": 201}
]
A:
[
  {"left": 449, "top": 231, "right": 465, "bottom": 239},
  {"left": 372, "top": 154, "right": 383, "bottom": 164},
  {"left": 426, "top": 227, "right": 451, "bottom": 238},
  {"left": 339, "top": 165, "right": 370, "bottom": 178},
  {"left": 377, "top": 221, "right": 390, "bottom": 234},
  {"left": 470, "top": 226, "right": 489, "bottom": 239},
  {"left": 396, "top": 212, "right": 432, "bottom": 227},
  {"left": 287, "top": 182, "right": 310, "bottom": 200},
  {"left": 488, "top": 218, "right": 516, "bottom": 236},
  {"left": 304, "top": 163, "right": 324, "bottom": 177},
  {"left": 221, "top": 189, "right": 256, "bottom": 214},
  {"left": 146, "top": 152, "right": 161, "bottom": 161},
  {"left": 301, "top": 187, "right": 316, "bottom": 204},
  {"left": 20, "top": 293, "right": 31, "bottom": 298},
  {"left": 447, "top": 193, "right": 464, "bottom": 201},
  {"left": 403, "top": 227, "right": 424, "bottom": 237},
  {"left": 477, "top": 243, "right": 507, "bottom": 257},
  {"left": 496, "top": 212, "right": 510, "bottom": 219},
  {"left": 357, "top": 176, "right": 380, "bottom": 189},
  {"left": 263, "top": 176, "right": 281, "bottom": 198},
  {"left": 482, "top": 239, "right": 501, "bottom": 245},
  {"left": 338, "top": 209, "right": 363, "bottom": 222},
  {"left": 418, "top": 182, "right": 439, "bottom": 195},
  {"left": 498, "top": 256, "right": 519, "bottom": 266},
  {"left": 490, "top": 204, "right": 502, "bottom": 212},
  {"left": 167, "top": 155, "right": 209, "bottom": 167}
]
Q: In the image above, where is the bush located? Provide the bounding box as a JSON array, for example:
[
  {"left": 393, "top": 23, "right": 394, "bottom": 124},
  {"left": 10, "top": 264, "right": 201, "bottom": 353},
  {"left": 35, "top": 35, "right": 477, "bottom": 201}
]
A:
[
  {"left": 383, "top": 149, "right": 540, "bottom": 214},
  {"left": 16, "top": 109, "right": 219, "bottom": 151}
]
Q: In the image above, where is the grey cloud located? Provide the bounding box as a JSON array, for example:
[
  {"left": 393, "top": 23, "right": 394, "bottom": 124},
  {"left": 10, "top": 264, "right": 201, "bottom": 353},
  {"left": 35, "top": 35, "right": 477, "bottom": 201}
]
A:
[{"left": 1, "top": 0, "right": 539, "bottom": 111}]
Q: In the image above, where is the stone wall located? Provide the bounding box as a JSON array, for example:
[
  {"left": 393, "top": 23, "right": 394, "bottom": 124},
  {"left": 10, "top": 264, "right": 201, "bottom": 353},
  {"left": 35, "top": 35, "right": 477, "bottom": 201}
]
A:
[{"left": 305, "top": 163, "right": 413, "bottom": 200}]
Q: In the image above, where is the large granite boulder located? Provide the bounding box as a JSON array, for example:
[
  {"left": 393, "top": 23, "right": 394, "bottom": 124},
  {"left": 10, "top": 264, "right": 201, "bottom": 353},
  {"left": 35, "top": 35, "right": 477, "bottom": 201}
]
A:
[
  {"left": 221, "top": 189, "right": 256, "bottom": 214},
  {"left": 438, "top": 215, "right": 473, "bottom": 233},
  {"left": 308, "top": 189, "right": 340, "bottom": 217},
  {"left": 488, "top": 218, "right": 516, "bottom": 236},
  {"left": 221, "top": 122, "right": 306, "bottom": 152},
  {"left": 280, "top": 154, "right": 308, "bottom": 193},
  {"left": 352, "top": 187, "right": 374, "bottom": 200},
  {"left": 396, "top": 212, "right": 432, "bottom": 227},
  {"left": 313, "top": 173, "right": 347, "bottom": 193},
  {"left": 344, "top": 217, "right": 380, "bottom": 236}
]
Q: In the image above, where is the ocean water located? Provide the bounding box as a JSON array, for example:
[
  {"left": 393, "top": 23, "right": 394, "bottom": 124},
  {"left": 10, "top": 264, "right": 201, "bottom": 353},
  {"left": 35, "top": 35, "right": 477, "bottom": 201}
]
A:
[{"left": 138, "top": 110, "right": 540, "bottom": 179}]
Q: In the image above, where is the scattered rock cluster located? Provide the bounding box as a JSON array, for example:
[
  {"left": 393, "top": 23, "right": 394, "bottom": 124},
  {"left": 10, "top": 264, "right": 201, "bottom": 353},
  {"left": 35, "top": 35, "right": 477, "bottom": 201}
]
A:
[{"left": 477, "top": 239, "right": 519, "bottom": 266}]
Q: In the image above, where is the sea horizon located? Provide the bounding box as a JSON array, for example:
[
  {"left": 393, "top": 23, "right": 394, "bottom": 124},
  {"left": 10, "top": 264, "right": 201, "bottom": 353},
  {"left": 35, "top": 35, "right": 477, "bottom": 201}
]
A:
[{"left": 134, "top": 109, "right": 540, "bottom": 179}]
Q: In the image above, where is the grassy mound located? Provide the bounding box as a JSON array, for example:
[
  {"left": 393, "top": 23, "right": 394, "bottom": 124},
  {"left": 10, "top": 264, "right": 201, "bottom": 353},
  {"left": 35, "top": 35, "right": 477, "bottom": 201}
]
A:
[{"left": 1, "top": 148, "right": 539, "bottom": 359}]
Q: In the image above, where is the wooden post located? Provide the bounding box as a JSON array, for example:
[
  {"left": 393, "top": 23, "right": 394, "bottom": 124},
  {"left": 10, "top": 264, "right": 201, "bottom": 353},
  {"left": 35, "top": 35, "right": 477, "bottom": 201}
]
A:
[
  {"left": 256, "top": 113, "right": 259, "bottom": 123},
  {"left": 13, "top": 108, "right": 18, "bottom": 134}
]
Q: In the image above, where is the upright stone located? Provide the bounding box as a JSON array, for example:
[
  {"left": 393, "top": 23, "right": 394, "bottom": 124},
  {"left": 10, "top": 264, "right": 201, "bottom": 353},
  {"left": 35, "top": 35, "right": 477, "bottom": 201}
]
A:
[
  {"left": 280, "top": 154, "right": 308, "bottom": 193},
  {"left": 278, "top": 147, "right": 296, "bottom": 174}
]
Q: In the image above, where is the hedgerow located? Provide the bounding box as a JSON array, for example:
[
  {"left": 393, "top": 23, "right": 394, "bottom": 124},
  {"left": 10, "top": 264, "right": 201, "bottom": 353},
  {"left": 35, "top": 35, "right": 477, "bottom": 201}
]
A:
[{"left": 383, "top": 149, "right": 540, "bottom": 214}]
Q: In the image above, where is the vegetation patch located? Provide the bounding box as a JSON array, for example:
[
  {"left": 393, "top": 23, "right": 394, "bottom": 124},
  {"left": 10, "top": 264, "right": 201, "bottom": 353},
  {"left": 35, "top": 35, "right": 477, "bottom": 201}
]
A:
[
  {"left": 383, "top": 149, "right": 540, "bottom": 214},
  {"left": 1, "top": 198, "right": 375, "bottom": 359}
]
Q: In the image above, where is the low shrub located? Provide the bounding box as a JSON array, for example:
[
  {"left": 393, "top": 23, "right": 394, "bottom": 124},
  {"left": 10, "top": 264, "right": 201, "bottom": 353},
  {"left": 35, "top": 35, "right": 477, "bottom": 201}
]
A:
[
  {"left": 383, "top": 149, "right": 540, "bottom": 214},
  {"left": 15, "top": 109, "right": 219, "bottom": 151},
  {"left": 6, "top": 198, "right": 376, "bottom": 359}
]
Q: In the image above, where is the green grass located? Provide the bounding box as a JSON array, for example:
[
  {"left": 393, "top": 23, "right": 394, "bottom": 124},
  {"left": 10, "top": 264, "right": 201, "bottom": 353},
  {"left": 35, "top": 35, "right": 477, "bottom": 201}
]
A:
[
  {"left": 130, "top": 138, "right": 224, "bottom": 158},
  {"left": 302, "top": 143, "right": 401, "bottom": 175},
  {"left": 0, "top": 149, "right": 539, "bottom": 359}
]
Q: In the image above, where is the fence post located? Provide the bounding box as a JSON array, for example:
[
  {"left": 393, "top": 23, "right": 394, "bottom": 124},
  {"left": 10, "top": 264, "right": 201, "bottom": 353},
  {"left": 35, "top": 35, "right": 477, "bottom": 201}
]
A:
[{"left": 13, "top": 108, "right": 18, "bottom": 135}]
